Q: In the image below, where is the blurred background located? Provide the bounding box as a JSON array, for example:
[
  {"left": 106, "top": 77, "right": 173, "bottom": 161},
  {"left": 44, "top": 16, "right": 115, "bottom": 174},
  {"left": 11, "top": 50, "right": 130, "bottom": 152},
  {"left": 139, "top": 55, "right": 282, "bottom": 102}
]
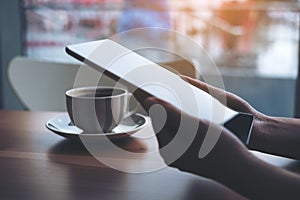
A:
[{"left": 1, "top": 0, "right": 300, "bottom": 117}]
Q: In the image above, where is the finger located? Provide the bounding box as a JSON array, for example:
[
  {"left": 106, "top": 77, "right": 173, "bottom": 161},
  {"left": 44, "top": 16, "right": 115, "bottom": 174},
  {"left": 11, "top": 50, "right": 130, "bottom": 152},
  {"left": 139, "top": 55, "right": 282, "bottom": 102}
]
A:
[
  {"left": 143, "top": 97, "right": 182, "bottom": 130},
  {"left": 180, "top": 75, "right": 231, "bottom": 110},
  {"left": 180, "top": 75, "right": 255, "bottom": 114},
  {"left": 180, "top": 75, "right": 224, "bottom": 97}
]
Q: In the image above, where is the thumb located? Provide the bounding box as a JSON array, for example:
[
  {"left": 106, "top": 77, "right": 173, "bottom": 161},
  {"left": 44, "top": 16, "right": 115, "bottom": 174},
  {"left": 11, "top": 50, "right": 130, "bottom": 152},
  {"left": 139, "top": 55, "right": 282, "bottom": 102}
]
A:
[{"left": 143, "top": 97, "right": 183, "bottom": 133}]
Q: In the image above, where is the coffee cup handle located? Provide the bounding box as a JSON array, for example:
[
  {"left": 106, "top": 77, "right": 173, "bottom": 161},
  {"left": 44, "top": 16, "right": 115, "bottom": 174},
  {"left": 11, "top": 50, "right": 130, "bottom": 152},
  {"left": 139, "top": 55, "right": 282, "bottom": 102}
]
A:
[{"left": 124, "top": 93, "right": 138, "bottom": 118}]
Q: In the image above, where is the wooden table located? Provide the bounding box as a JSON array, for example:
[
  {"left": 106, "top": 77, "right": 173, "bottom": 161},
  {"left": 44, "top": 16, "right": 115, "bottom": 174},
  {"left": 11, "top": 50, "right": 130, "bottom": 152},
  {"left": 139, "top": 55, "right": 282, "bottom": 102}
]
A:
[{"left": 0, "top": 110, "right": 299, "bottom": 200}]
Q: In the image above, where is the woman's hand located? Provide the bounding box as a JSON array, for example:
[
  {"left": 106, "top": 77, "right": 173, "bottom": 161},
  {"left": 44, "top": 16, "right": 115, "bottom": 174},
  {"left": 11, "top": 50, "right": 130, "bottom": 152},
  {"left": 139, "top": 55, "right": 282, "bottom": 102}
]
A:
[
  {"left": 142, "top": 97, "right": 250, "bottom": 177},
  {"left": 179, "top": 75, "right": 270, "bottom": 149},
  {"left": 142, "top": 97, "right": 300, "bottom": 199}
]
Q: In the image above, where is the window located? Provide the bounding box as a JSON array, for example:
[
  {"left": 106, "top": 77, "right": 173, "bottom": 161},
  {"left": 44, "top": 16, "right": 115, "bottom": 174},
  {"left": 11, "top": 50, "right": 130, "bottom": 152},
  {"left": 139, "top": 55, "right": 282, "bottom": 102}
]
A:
[{"left": 20, "top": 0, "right": 300, "bottom": 116}]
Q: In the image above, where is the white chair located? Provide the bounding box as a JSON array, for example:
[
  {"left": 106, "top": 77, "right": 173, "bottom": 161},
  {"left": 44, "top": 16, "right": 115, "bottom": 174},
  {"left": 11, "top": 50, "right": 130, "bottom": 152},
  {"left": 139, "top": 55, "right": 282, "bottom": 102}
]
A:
[{"left": 7, "top": 56, "right": 115, "bottom": 111}]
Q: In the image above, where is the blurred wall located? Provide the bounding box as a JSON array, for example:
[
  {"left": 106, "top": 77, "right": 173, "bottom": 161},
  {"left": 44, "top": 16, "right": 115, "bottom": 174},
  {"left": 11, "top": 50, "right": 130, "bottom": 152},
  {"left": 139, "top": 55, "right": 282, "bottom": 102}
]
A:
[{"left": 0, "top": 0, "right": 24, "bottom": 109}]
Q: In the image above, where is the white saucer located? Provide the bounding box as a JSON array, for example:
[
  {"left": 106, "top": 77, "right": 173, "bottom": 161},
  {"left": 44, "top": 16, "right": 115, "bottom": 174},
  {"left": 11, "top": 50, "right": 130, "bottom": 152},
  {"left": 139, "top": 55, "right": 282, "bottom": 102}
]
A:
[{"left": 46, "top": 113, "right": 148, "bottom": 139}]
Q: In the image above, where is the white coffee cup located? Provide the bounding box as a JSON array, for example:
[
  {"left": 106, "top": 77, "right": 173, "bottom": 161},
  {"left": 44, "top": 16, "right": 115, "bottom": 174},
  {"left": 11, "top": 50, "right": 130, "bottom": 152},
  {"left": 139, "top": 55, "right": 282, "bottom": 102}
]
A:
[{"left": 66, "top": 86, "right": 135, "bottom": 133}]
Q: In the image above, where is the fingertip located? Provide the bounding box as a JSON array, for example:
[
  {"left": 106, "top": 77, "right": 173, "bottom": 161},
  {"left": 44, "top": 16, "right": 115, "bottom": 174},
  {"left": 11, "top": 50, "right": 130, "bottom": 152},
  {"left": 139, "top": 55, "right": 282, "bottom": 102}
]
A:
[
  {"left": 143, "top": 97, "right": 160, "bottom": 112},
  {"left": 145, "top": 97, "right": 158, "bottom": 103},
  {"left": 179, "top": 75, "right": 190, "bottom": 82},
  {"left": 143, "top": 97, "right": 179, "bottom": 117}
]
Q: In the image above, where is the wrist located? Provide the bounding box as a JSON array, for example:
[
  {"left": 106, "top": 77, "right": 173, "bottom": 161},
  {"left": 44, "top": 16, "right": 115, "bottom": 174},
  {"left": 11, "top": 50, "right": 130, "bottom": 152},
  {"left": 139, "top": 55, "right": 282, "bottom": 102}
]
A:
[
  {"left": 247, "top": 116, "right": 272, "bottom": 150},
  {"left": 248, "top": 116, "right": 300, "bottom": 159}
]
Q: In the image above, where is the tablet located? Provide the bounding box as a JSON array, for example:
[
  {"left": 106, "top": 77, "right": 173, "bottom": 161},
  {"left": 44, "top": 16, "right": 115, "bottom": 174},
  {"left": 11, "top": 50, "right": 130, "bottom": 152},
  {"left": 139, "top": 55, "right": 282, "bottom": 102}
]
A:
[{"left": 66, "top": 39, "right": 253, "bottom": 144}]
